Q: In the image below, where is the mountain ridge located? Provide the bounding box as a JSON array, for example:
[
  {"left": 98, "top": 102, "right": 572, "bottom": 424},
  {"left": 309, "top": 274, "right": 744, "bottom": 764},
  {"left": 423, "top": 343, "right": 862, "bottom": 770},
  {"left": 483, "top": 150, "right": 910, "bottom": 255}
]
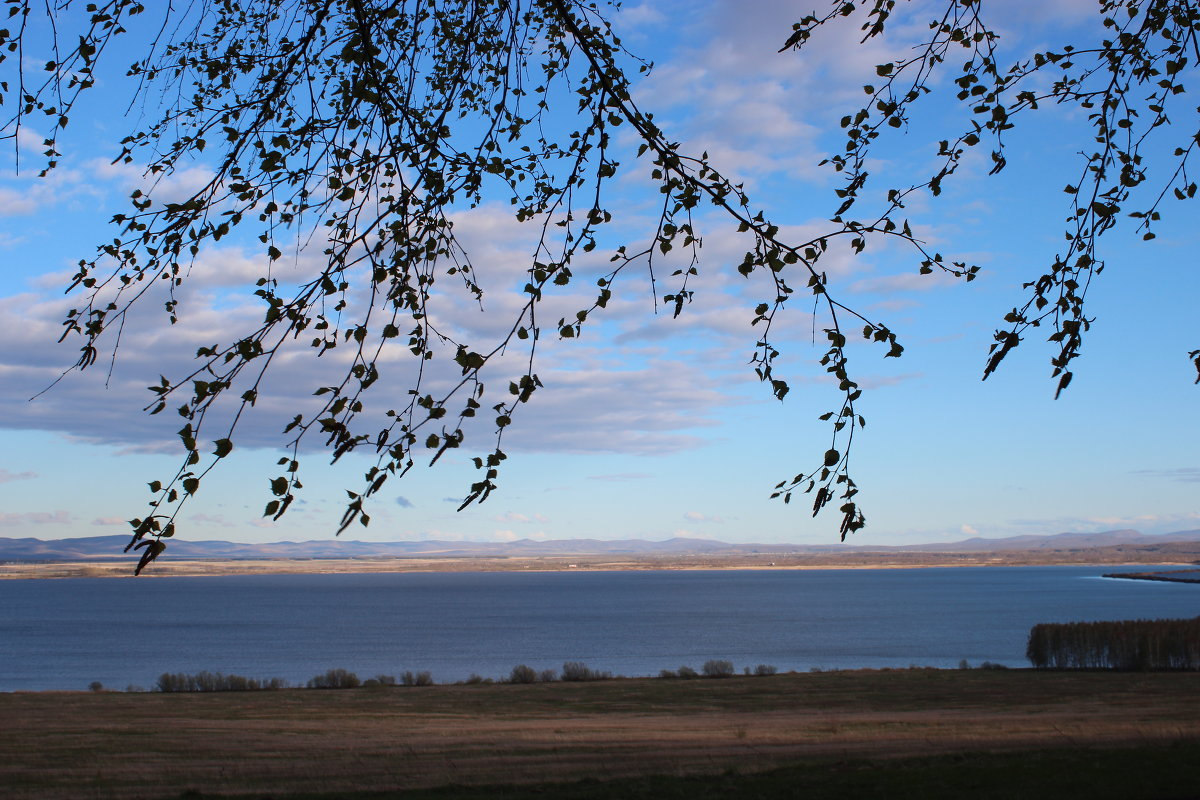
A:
[{"left": 2, "top": 529, "right": 1198, "bottom": 562}]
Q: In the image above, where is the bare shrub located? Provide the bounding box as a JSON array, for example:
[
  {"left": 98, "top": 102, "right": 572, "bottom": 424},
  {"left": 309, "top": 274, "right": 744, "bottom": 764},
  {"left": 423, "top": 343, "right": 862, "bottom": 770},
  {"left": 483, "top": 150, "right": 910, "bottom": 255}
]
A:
[
  {"left": 509, "top": 664, "right": 538, "bottom": 684},
  {"left": 306, "top": 668, "right": 361, "bottom": 690},
  {"left": 561, "top": 662, "right": 612, "bottom": 682},
  {"left": 702, "top": 659, "right": 735, "bottom": 678}
]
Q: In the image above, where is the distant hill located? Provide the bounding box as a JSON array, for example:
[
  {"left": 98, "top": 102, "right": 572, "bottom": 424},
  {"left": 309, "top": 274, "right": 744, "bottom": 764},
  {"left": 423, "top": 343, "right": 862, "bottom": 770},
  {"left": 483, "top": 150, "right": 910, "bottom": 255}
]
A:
[
  {"left": 893, "top": 529, "right": 1200, "bottom": 552},
  {"left": 2, "top": 529, "right": 1199, "bottom": 562}
]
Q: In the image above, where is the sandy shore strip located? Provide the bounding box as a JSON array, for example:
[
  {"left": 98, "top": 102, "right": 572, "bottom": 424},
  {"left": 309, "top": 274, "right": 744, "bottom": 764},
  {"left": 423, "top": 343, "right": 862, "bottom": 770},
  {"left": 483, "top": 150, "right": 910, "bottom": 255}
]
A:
[{"left": 4, "top": 547, "right": 1200, "bottom": 579}]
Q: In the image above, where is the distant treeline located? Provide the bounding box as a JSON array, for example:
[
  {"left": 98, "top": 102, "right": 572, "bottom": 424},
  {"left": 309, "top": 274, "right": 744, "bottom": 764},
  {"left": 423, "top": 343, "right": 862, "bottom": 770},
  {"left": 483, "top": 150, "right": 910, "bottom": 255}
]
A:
[
  {"left": 155, "top": 671, "right": 289, "bottom": 692},
  {"left": 141, "top": 660, "right": 781, "bottom": 693},
  {"left": 1027, "top": 617, "right": 1200, "bottom": 670}
]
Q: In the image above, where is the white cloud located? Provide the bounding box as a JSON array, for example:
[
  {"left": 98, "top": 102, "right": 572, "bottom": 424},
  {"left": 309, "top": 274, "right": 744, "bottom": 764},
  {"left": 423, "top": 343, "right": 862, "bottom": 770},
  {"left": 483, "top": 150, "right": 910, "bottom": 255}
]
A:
[
  {"left": 88, "top": 159, "right": 216, "bottom": 206},
  {"left": 615, "top": 2, "right": 667, "bottom": 30},
  {"left": 0, "top": 165, "right": 90, "bottom": 216},
  {"left": 497, "top": 360, "right": 735, "bottom": 455},
  {"left": 0, "top": 468, "right": 36, "bottom": 483},
  {"left": 0, "top": 276, "right": 752, "bottom": 455},
  {"left": 0, "top": 5, "right": 990, "bottom": 472},
  {"left": 848, "top": 272, "right": 967, "bottom": 294},
  {"left": 189, "top": 513, "right": 234, "bottom": 527},
  {"left": 989, "top": 0, "right": 1099, "bottom": 29},
  {"left": 0, "top": 187, "right": 38, "bottom": 215},
  {"left": 0, "top": 262, "right": 765, "bottom": 464},
  {"left": 0, "top": 510, "right": 71, "bottom": 526},
  {"left": 683, "top": 511, "right": 723, "bottom": 524},
  {"left": 631, "top": 0, "right": 914, "bottom": 183}
]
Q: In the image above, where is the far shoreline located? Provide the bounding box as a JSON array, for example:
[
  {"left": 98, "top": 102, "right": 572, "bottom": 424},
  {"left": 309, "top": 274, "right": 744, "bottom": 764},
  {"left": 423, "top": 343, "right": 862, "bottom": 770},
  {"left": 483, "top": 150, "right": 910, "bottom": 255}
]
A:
[
  {"left": 1102, "top": 569, "right": 1200, "bottom": 585},
  {"left": 3, "top": 549, "right": 1198, "bottom": 580}
]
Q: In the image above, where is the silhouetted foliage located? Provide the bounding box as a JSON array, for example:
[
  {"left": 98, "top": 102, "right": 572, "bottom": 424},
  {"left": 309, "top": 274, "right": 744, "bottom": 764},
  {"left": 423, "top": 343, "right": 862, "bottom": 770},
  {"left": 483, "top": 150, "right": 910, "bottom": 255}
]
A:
[{"left": 3, "top": 2, "right": 1197, "bottom": 566}]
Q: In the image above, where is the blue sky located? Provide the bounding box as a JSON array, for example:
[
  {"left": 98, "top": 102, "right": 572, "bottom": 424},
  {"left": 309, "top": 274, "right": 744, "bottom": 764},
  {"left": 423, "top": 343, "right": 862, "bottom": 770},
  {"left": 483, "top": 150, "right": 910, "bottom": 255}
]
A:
[{"left": 1, "top": 0, "right": 1196, "bottom": 547}]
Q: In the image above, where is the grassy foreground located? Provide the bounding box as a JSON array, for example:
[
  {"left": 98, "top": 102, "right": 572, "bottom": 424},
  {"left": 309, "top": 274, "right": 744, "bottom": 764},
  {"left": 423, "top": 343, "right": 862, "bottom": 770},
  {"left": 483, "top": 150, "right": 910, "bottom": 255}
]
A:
[{"left": 3, "top": 669, "right": 1199, "bottom": 799}]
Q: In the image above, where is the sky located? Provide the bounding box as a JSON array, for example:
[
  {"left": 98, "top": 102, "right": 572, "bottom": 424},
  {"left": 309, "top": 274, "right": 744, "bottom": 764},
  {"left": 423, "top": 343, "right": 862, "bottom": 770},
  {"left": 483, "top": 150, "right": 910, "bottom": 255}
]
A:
[{"left": 0, "top": 0, "right": 1197, "bottom": 548}]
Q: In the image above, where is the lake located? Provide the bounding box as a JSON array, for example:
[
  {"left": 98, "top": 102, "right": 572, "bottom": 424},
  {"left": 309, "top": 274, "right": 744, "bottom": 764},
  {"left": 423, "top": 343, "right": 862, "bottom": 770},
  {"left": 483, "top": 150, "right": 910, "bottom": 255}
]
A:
[{"left": 1, "top": 566, "right": 1197, "bottom": 691}]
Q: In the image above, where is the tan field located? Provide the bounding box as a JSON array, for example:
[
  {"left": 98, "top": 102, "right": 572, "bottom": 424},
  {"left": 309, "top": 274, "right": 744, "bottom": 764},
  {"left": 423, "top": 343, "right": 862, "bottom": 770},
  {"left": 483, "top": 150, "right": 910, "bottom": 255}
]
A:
[{"left": 2, "top": 669, "right": 1199, "bottom": 798}]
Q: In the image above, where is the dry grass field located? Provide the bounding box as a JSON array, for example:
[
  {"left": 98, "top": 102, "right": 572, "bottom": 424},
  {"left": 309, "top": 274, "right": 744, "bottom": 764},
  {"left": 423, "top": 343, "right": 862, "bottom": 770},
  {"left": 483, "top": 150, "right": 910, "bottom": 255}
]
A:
[{"left": 3, "top": 669, "right": 1199, "bottom": 799}]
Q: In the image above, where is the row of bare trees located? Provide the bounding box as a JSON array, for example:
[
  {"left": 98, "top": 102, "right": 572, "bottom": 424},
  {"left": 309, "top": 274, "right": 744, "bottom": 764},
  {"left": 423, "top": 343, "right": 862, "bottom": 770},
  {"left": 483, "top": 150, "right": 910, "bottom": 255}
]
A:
[
  {"left": 1027, "top": 618, "right": 1200, "bottom": 670},
  {"left": 155, "top": 671, "right": 289, "bottom": 692}
]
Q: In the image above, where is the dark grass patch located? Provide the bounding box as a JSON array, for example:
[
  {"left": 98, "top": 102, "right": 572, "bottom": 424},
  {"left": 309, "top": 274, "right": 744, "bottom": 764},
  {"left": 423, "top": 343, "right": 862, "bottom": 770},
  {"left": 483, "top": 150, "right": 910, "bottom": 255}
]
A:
[{"left": 173, "top": 741, "right": 1200, "bottom": 800}]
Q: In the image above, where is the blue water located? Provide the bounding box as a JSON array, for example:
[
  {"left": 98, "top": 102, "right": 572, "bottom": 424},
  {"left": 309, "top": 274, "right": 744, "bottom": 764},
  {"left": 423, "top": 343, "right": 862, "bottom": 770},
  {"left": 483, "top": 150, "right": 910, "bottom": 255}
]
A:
[{"left": 1, "top": 566, "right": 1196, "bottom": 691}]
